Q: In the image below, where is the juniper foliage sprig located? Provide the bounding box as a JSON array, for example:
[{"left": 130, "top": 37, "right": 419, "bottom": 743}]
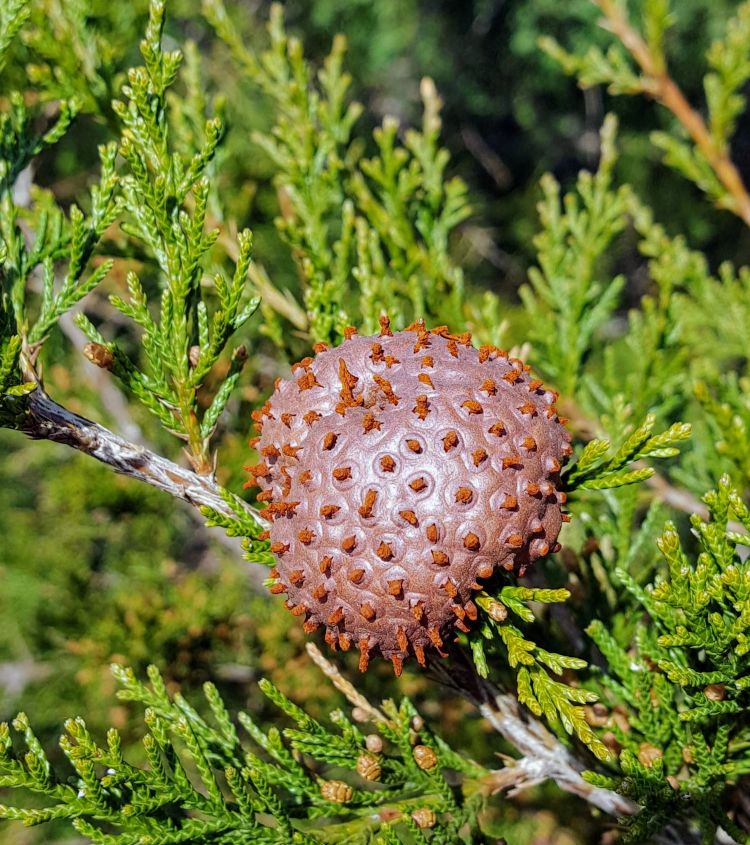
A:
[
  {"left": 541, "top": 0, "right": 750, "bottom": 222},
  {"left": 564, "top": 412, "right": 691, "bottom": 493},
  {"left": 691, "top": 377, "right": 750, "bottom": 490},
  {"left": 626, "top": 199, "right": 750, "bottom": 496},
  {"left": 18, "top": 0, "right": 127, "bottom": 119},
  {"left": 520, "top": 114, "right": 685, "bottom": 437},
  {"left": 205, "top": 1, "right": 360, "bottom": 346},
  {"left": 532, "top": 6, "right": 750, "bottom": 504},
  {"left": 473, "top": 588, "right": 610, "bottom": 761},
  {"left": 0, "top": 17, "right": 120, "bottom": 404},
  {"left": 0, "top": 662, "right": 492, "bottom": 844},
  {"left": 583, "top": 476, "right": 750, "bottom": 842},
  {"left": 201, "top": 488, "right": 273, "bottom": 562},
  {"left": 0, "top": 0, "right": 28, "bottom": 75},
  {"left": 598, "top": 197, "right": 692, "bottom": 424},
  {"left": 0, "top": 0, "right": 269, "bottom": 557},
  {"left": 520, "top": 112, "right": 741, "bottom": 503},
  {"left": 568, "top": 487, "right": 668, "bottom": 618},
  {"left": 519, "top": 113, "right": 628, "bottom": 400},
  {"left": 205, "top": 1, "right": 471, "bottom": 345},
  {"left": 74, "top": 1, "right": 260, "bottom": 472},
  {"left": 347, "top": 77, "right": 470, "bottom": 336}
]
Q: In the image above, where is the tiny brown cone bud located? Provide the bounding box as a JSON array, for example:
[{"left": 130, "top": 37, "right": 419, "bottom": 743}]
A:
[
  {"left": 703, "top": 683, "right": 725, "bottom": 701},
  {"left": 356, "top": 753, "right": 382, "bottom": 781},
  {"left": 83, "top": 342, "right": 114, "bottom": 370},
  {"left": 411, "top": 807, "right": 437, "bottom": 829},
  {"left": 637, "top": 743, "right": 663, "bottom": 768},
  {"left": 413, "top": 744, "right": 438, "bottom": 770},
  {"left": 365, "top": 734, "right": 384, "bottom": 754},
  {"left": 319, "top": 779, "right": 353, "bottom": 803}
]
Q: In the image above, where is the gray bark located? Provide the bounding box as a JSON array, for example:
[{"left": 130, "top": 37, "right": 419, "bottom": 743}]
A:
[{"left": 15, "top": 388, "right": 267, "bottom": 528}]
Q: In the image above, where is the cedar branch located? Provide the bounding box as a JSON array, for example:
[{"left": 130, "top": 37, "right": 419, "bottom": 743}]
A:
[
  {"left": 594, "top": 0, "right": 750, "bottom": 227},
  {"left": 13, "top": 388, "right": 267, "bottom": 528}
]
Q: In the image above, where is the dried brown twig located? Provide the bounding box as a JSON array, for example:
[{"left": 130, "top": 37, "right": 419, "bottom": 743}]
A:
[{"left": 594, "top": 0, "right": 750, "bottom": 227}]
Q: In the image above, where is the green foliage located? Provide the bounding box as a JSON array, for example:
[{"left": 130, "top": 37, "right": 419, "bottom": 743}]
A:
[
  {"left": 519, "top": 115, "right": 628, "bottom": 399},
  {"left": 474, "top": 589, "right": 609, "bottom": 761},
  {"left": 539, "top": 25, "right": 643, "bottom": 97},
  {"left": 72, "top": 1, "right": 259, "bottom": 470},
  {"left": 544, "top": 0, "right": 750, "bottom": 220},
  {"left": 17, "top": 0, "right": 136, "bottom": 117},
  {"left": 606, "top": 197, "right": 693, "bottom": 422},
  {"left": 0, "top": 0, "right": 121, "bottom": 421},
  {"left": 0, "top": 661, "right": 490, "bottom": 843},
  {"left": 582, "top": 476, "right": 750, "bottom": 842},
  {"left": 0, "top": 94, "right": 117, "bottom": 386},
  {"left": 693, "top": 377, "right": 750, "bottom": 487},
  {"left": 565, "top": 412, "right": 691, "bottom": 493},
  {"left": 202, "top": 487, "right": 272, "bottom": 563},
  {"left": 705, "top": 2, "right": 750, "bottom": 153},
  {"left": 206, "top": 1, "right": 471, "bottom": 345},
  {"left": 0, "top": 1, "right": 28, "bottom": 72},
  {"left": 516, "top": 116, "right": 696, "bottom": 481}
]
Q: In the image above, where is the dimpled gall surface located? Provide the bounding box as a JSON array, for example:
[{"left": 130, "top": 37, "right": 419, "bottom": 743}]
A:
[{"left": 250, "top": 321, "right": 571, "bottom": 674}]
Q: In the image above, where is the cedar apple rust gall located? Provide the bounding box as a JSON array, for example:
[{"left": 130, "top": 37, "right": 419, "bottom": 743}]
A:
[{"left": 247, "top": 318, "right": 571, "bottom": 675}]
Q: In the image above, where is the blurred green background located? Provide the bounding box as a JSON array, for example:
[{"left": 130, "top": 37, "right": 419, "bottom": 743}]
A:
[{"left": 2, "top": 1, "right": 748, "bottom": 842}]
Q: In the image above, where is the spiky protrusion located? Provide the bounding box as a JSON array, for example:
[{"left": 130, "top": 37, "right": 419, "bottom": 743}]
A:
[{"left": 248, "top": 319, "right": 571, "bottom": 675}]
